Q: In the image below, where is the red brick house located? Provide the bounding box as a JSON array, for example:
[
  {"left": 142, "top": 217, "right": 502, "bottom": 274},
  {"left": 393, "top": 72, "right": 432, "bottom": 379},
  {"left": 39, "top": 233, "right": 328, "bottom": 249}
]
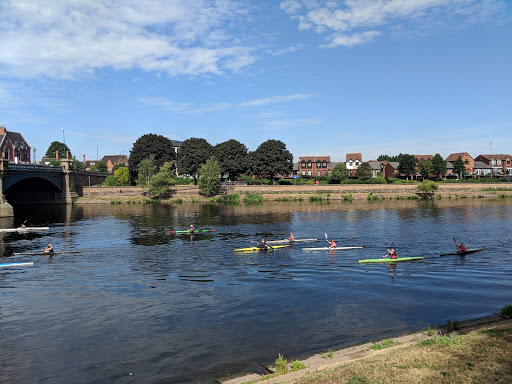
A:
[
  {"left": 445, "top": 152, "right": 474, "bottom": 174},
  {"left": 102, "top": 155, "right": 129, "bottom": 172},
  {"left": 0, "top": 125, "right": 31, "bottom": 164},
  {"left": 298, "top": 156, "right": 331, "bottom": 177},
  {"left": 474, "top": 154, "right": 512, "bottom": 175}
]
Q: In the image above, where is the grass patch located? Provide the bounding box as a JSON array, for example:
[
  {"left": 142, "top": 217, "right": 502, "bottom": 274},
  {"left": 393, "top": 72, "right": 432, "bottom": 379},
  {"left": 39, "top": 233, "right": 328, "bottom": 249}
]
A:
[
  {"left": 244, "top": 193, "right": 264, "bottom": 203},
  {"left": 224, "top": 193, "right": 240, "bottom": 204},
  {"left": 421, "top": 333, "right": 461, "bottom": 346},
  {"left": 370, "top": 339, "right": 399, "bottom": 350},
  {"left": 322, "top": 349, "right": 334, "bottom": 359},
  {"left": 500, "top": 304, "right": 512, "bottom": 319},
  {"left": 309, "top": 196, "right": 324, "bottom": 202},
  {"left": 342, "top": 194, "right": 353, "bottom": 201}
]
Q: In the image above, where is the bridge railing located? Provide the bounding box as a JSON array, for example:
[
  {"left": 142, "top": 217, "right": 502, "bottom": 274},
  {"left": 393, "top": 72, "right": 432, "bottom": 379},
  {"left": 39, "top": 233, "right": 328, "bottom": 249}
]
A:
[{"left": 7, "top": 163, "right": 62, "bottom": 172}]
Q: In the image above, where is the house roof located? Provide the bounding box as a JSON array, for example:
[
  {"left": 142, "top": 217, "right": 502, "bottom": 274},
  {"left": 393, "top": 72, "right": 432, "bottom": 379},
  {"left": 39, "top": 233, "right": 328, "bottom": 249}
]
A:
[
  {"left": 473, "top": 161, "right": 491, "bottom": 169},
  {"left": 0, "top": 130, "right": 31, "bottom": 151},
  {"left": 415, "top": 155, "right": 433, "bottom": 161},
  {"left": 367, "top": 161, "right": 382, "bottom": 170},
  {"left": 446, "top": 152, "right": 473, "bottom": 162},
  {"left": 102, "top": 155, "right": 128, "bottom": 164},
  {"left": 299, "top": 156, "right": 331, "bottom": 162},
  {"left": 476, "top": 154, "right": 512, "bottom": 160},
  {"left": 346, "top": 153, "right": 362, "bottom": 162}
]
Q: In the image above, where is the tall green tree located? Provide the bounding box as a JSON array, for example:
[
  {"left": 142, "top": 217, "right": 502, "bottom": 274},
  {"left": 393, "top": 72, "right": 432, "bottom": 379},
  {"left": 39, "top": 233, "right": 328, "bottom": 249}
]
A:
[
  {"left": 356, "top": 162, "right": 372, "bottom": 180},
  {"left": 330, "top": 162, "right": 349, "bottom": 183},
  {"left": 432, "top": 153, "right": 447, "bottom": 178},
  {"left": 129, "top": 134, "right": 175, "bottom": 181},
  {"left": 148, "top": 161, "right": 176, "bottom": 198},
  {"left": 453, "top": 156, "right": 466, "bottom": 178},
  {"left": 249, "top": 139, "right": 293, "bottom": 183},
  {"left": 214, "top": 139, "right": 248, "bottom": 180},
  {"left": 45, "top": 141, "right": 71, "bottom": 159},
  {"left": 137, "top": 155, "right": 158, "bottom": 192},
  {"left": 417, "top": 159, "right": 434, "bottom": 179},
  {"left": 73, "top": 157, "right": 83, "bottom": 170},
  {"left": 198, "top": 156, "right": 221, "bottom": 196},
  {"left": 96, "top": 160, "right": 108, "bottom": 172},
  {"left": 176, "top": 138, "right": 213, "bottom": 185},
  {"left": 114, "top": 167, "right": 130, "bottom": 186},
  {"left": 397, "top": 153, "right": 416, "bottom": 180}
]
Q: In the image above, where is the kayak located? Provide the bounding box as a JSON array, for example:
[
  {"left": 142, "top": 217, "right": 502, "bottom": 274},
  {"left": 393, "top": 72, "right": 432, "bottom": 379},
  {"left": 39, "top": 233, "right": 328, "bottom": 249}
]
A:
[
  {"left": 0, "top": 262, "right": 34, "bottom": 268},
  {"left": 13, "top": 251, "right": 83, "bottom": 256},
  {"left": 0, "top": 227, "right": 49, "bottom": 233},
  {"left": 168, "top": 229, "right": 216, "bottom": 234},
  {"left": 302, "top": 246, "right": 363, "bottom": 251},
  {"left": 234, "top": 245, "right": 291, "bottom": 252},
  {"left": 359, "top": 257, "right": 424, "bottom": 264},
  {"left": 440, "top": 248, "right": 484, "bottom": 257},
  {"left": 267, "top": 238, "right": 317, "bottom": 244}
]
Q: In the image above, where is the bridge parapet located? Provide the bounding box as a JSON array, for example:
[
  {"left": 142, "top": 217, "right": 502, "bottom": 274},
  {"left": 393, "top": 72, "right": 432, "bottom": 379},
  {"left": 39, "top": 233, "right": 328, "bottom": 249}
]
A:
[{"left": 6, "top": 163, "right": 63, "bottom": 172}]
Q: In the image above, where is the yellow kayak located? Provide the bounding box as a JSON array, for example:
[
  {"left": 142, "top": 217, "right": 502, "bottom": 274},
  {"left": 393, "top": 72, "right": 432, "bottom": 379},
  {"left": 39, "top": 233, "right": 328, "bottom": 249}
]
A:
[{"left": 233, "top": 245, "right": 290, "bottom": 252}]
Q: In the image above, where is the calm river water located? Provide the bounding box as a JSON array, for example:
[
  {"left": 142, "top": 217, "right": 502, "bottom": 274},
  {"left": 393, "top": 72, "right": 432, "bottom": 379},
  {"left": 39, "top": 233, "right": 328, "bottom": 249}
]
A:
[{"left": 1, "top": 199, "right": 511, "bottom": 383}]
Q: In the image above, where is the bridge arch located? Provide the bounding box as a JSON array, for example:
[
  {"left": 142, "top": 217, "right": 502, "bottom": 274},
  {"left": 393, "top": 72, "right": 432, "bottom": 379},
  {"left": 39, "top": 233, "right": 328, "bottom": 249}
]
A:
[{"left": 4, "top": 174, "right": 64, "bottom": 205}]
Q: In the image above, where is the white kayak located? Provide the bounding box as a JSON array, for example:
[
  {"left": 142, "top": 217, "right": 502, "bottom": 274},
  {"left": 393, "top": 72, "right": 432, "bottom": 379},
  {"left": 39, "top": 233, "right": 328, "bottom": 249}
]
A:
[
  {"left": 0, "top": 227, "right": 50, "bottom": 233},
  {"left": 302, "top": 246, "right": 364, "bottom": 251},
  {"left": 0, "top": 262, "right": 34, "bottom": 268}
]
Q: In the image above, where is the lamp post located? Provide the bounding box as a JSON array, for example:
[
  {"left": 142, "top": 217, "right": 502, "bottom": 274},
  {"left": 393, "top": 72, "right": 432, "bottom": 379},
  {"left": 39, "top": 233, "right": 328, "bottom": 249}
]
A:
[{"left": 33, "top": 145, "right": 36, "bottom": 166}]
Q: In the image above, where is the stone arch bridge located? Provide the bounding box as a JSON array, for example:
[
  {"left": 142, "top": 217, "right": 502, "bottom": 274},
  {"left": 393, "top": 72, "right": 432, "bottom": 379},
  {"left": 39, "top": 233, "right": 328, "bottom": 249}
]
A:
[{"left": 0, "top": 159, "right": 108, "bottom": 217}]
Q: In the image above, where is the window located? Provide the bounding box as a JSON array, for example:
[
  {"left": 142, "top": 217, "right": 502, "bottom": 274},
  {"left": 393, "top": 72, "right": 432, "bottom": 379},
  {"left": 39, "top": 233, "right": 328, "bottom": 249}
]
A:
[
  {"left": 16, "top": 152, "right": 21, "bottom": 160},
  {"left": 507, "top": 160, "right": 511, "bottom": 165},
  {"left": 355, "top": 161, "right": 360, "bottom": 166},
  {"left": 307, "top": 161, "right": 312, "bottom": 169},
  {"left": 322, "top": 161, "right": 327, "bottom": 168},
  {"left": 24, "top": 153, "right": 28, "bottom": 162},
  {"left": 316, "top": 161, "right": 321, "bottom": 168},
  {"left": 464, "top": 159, "right": 469, "bottom": 165},
  {"left": 307, "top": 170, "right": 312, "bottom": 176},
  {"left": 348, "top": 161, "right": 353, "bottom": 166},
  {"left": 301, "top": 170, "right": 305, "bottom": 176},
  {"left": 4, "top": 148, "right": 8, "bottom": 159},
  {"left": 323, "top": 170, "right": 327, "bottom": 175},
  {"left": 317, "top": 170, "right": 321, "bottom": 176},
  {"left": 301, "top": 161, "right": 306, "bottom": 168}
]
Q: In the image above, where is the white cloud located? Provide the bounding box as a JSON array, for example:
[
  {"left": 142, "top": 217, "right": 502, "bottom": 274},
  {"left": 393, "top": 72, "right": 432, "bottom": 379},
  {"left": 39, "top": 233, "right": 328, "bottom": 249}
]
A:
[
  {"left": 240, "top": 93, "right": 312, "bottom": 107},
  {"left": 0, "top": 0, "right": 255, "bottom": 79},
  {"left": 281, "top": 0, "right": 510, "bottom": 47}
]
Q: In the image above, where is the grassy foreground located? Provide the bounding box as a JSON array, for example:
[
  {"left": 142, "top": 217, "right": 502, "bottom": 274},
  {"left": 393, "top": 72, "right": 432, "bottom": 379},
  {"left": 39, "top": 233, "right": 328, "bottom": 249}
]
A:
[{"left": 291, "top": 324, "right": 512, "bottom": 384}]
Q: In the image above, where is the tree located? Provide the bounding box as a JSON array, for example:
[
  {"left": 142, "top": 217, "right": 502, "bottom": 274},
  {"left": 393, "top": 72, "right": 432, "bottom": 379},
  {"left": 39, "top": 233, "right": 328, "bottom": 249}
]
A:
[
  {"left": 129, "top": 134, "right": 175, "bottom": 180},
  {"left": 112, "top": 163, "right": 126, "bottom": 172},
  {"left": 377, "top": 154, "right": 399, "bottom": 162},
  {"left": 397, "top": 153, "right": 416, "bottom": 180},
  {"left": 214, "top": 139, "right": 248, "bottom": 180},
  {"left": 330, "top": 163, "right": 349, "bottom": 183},
  {"left": 417, "top": 159, "right": 433, "bottom": 180},
  {"left": 45, "top": 141, "right": 71, "bottom": 159},
  {"left": 176, "top": 138, "right": 213, "bottom": 184},
  {"left": 148, "top": 161, "right": 176, "bottom": 198},
  {"left": 137, "top": 155, "right": 158, "bottom": 192},
  {"left": 114, "top": 167, "right": 130, "bottom": 186},
  {"left": 96, "top": 160, "right": 108, "bottom": 172},
  {"left": 453, "top": 156, "right": 466, "bottom": 179},
  {"left": 198, "top": 156, "right": 221, "bottom": 196},
  {"left": 355, "top": 162, "right": 372, "bottom": 180},
  {"left": 73, "top": 158, "right": 83, "bottom": 170},
  {"left": 249, "top": 139, "right": 293, "bottom": 183},
  {"left": 102, "top": 175, "right": 116, "bottom": 186},
  {"left": 432, "top": 153, "right": 447, "bottom": 178},
  {"left": 49, "top": 159, "right": 61, "bottom": 167}
]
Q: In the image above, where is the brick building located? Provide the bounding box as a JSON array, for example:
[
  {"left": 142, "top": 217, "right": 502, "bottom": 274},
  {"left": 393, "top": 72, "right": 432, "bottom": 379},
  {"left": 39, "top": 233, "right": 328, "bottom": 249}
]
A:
[
  {"left": 298, "top": 156, "right": 331, "bottom": 177},
  {"left": 346, "top": 153, "right": 362, "bottom": 177},
  {"left": 474, "top": 154, "right": 512, "bottom": 175},
  {"left": 445, "top": 152, "right": 474, "bottom": 174},
  {"left": 0, "top": 125, "right": 31, "bottom": 164}
]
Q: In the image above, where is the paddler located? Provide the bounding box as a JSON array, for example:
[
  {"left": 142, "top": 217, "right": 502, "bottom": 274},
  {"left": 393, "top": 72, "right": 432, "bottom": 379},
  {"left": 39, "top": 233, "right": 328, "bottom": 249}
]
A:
[
  {"left": 42, "top": 243, "right": 53, "bottom": 253},
  {"left": 257, "top": 238, "right": 268, "bottom": 250},
  {"left": 188, "top": 224, "right": 195, "bottom": 233},
  {"left": 326, "top": 238, "right": 337, "bottom": 249},
  {"left": 384, "top": 248, "right": 397, "bottom": 259},
  {"left": 457, "top": 242, "right": 466, "bottom": 252},
  {"left": 289, "top": 232, "right": 295, "bottom": 241}
]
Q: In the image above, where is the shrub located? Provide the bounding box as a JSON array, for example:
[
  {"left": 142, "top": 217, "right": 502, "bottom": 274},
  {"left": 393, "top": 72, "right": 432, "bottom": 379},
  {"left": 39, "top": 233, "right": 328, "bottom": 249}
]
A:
[
  {"left": 417, "top": 180, "right": 439, "bottom": 193},
  {"left": 224, "top": 193, "right": 240, "bottom": 204},
  {"left": 341, "top": 178, "right": 364, "bottom": 184},
  {"left": 500, "top": 304, "right": 512, "bottom": 319},
  {"left": 371, "top": 176, "right": 387, "bottom": 184},
  {"left": 102, "top": 175, "right": 116, "bottom": 186}
]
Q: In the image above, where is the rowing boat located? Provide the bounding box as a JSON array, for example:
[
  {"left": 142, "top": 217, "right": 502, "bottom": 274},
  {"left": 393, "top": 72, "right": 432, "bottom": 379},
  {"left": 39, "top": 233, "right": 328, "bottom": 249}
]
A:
[
  {"left": 0, "top": 227, "right": 50, "bottom": 233},
  {"left": 0, "top": 262, "right": 34, "bottom": 268},
  {"left": 440, "top": 248, "right": 484, "bottom": 257},
  {"left": 358, "top": 257, "right": 424, "bottom": 264},
  {"left": 234, "top": 245, "right": 290, "bottom": 252},
  {"left": 167, "top": 229, "right": 216, "bottom": 234},
  {"left": 266, "top": 238, "right": 317, "bottom": 244},
  {"left": 13, "top": 251, "right": 83, "bottom": 256},
  {"left": 302, "top": 246, "right": 363, "bottom": 251}
]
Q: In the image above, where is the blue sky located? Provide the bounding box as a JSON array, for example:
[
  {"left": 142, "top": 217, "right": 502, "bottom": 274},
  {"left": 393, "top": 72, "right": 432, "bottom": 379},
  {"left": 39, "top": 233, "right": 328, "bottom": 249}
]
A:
[{"left": 1, "top": 0, "right": 511, "bottom": 163}]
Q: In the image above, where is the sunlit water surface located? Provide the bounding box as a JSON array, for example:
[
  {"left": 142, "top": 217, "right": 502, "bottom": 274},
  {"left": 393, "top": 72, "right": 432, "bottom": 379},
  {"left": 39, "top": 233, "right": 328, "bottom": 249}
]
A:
[{"left": 1, "top": 199, "right": 511, "bottom": 383}]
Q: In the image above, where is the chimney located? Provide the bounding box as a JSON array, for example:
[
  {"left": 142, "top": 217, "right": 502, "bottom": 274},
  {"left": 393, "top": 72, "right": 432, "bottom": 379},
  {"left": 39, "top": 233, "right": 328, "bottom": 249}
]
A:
[
  {"left": 83, "top": 154, "right": 86, "bottom": 163},
  {"left": 66, "top": 151, "right": 69, "bottom": 159},
  {"left": 56, "top": 150, "right": 59, "bottom": 160},
  {"left": 0, "top": 125, "right": 5, "bottom": 135}
]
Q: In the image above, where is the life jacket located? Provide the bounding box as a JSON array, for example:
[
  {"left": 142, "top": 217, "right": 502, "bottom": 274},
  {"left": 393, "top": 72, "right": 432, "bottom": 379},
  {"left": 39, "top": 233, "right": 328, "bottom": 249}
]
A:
[{"left": 390, "top": 251, "right": 397, "bottom": 259}]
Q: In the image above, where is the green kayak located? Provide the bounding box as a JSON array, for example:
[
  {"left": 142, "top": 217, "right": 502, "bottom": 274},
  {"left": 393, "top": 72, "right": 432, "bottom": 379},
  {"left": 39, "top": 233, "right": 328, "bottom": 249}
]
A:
[
  {"left": 358, "top": 257, "right": 424, "bottom": 264},
  {"left": 234, "top": 245, "right": 290, "bottom": 252}
]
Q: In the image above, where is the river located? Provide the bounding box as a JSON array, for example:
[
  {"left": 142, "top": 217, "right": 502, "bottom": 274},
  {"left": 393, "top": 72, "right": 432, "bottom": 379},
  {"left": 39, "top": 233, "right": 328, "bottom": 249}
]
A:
[{"left": 1, "top": 199, "right": 511, "bottom": 383}]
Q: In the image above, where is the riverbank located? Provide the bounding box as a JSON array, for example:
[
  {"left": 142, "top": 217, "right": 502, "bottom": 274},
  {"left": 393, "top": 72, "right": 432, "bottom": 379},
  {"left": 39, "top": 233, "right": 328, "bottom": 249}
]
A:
[
  {"left": 74, "top": 183, "right": 512, "bottom": 204},
  {"left": 218, "top": 316, "right": 512, "bottom": 384}
]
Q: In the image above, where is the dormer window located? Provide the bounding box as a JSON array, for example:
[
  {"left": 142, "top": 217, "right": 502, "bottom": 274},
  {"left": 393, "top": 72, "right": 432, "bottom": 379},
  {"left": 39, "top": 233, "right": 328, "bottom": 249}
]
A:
[
  {"left": 322, "top": 161, "right": 327, "bottom": 168},
  {"left": 301, "top": 161, "right": 306, "bottom": 168},
  {"left": 307, "top": 161, "right": 312, "bottom": 169},
  {"left": 316, "top": 161, "right": 321, "bottom": 168},
  {"left": 348, "top": 161, "right": 353, "bottom": 166}
]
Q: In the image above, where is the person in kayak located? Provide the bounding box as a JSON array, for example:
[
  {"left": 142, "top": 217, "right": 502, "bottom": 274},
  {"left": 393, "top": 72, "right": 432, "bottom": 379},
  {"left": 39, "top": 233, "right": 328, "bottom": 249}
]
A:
[
  {"left": 258, "top": 238, "right": 268, "bottom": 250},
  {"left": 457, "top": 242, "right": 466, "bottom": 252},
  {"left": 188, "top": 225, "right": 195, "bottom": 233},
  {"left": 289, "top": 233, "right": 295, "bottom": 241},
  {"left": 326, "top": 239, "right": 337, "bottom": 248},
  {"left": 42, "top": 243, "right": 53, "bottom": 253},
  {"left": 384, "top": 248, "right": 398, "bottom": 259}
]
